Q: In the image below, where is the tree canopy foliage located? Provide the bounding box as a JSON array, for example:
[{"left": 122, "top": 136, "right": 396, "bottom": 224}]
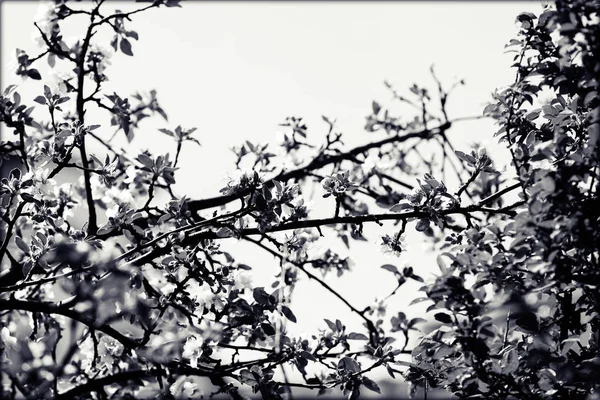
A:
[{"left": 1, "top": 0, "right": 599, "bottom": 399}]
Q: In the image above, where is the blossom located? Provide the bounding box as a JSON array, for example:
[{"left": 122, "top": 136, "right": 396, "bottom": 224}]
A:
[
  {"left": 48, "top": 68, "right": 76, "bottom": 93},
  {"left": 321, "top": 170, "right": 357, "bottom": 198},
  {"left": 1, "top": 326, "right": 17, "bottom": 346},
  {"left": 33, "top": 1, "right": 58, "bottom": 48},
  {"left": 105, "top": 204, "right": 120, "bottom": 220},
  {"left": 101, "top": 185, "right": 134, "bottom": 207},
  {"left": 53, "top": 183, "right": 78, "bottom": 218},
  {"left": 98, "top": 336, "right": 124, "bottom": 364},
  {"left": 87, "top": 42, "right": 114, "bottom": 80},
  {"left": 234, "top": 272, "right": 253, "bottom": 290},
  {"left": 23, "top": 168, "right": 56, "bottom": 189},
  {"left": 182, "top": 335, "right": 203, "bottom": 368},
  {"left": 170, "top": 376, "right": 199, "bottom": 398},
  {"left": 381, "top": 233, "right": 404, "bottom": 256},
  {"left": 219, "top": 169, "right": 262, "bottom": 196}
]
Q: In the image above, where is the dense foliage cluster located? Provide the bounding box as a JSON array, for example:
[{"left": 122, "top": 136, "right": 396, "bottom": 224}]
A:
[{"left": 0, "top": 0, "right": 599, "bottom": 399}]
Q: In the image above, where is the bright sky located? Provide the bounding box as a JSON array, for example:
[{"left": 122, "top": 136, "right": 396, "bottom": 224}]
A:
[{"left": 1, "top": 0, "right": 543, "bottom": 391}]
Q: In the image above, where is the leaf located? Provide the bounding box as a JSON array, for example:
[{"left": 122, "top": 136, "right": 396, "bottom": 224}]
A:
[
  {"left": 239, "top": 369, "right": 258, "bottom": 386},
  {"left": 436, "top": 255, "right": 449, "bottom": 274},
  {"left": 394, "top": 360, "right": 415, "bottom": 367},
  {"left": 261, "top": 322, "right": 275, "bottom": 336},
  {"left": 540, "top": 176, "right": 556, "bottom": 192},
  {"left": 338, "top": 357, "right": 360, "bottom": 373},
  {"left": 526, "top": 110, "right": 541, "bottom": 120},
  {"left": 3, "top": 85, "right": 16, "bottom": 96},
  {"left": 33, "top": 96, "right": 47, "bottom": 105},
  {"left": 35, "top": 231, "right": 47, "bottom": 246},
  {"left": 15, "top": 237, "right": 30, "bottom": 253},
  {"left": 415, "top": 218, "right": 430, "bottom": 232},
  {"left": 483, "top": 104, "right": 496, "bottom": 116},
  {"left": 372, "top": 101, "right": 381, "bottom": 116},
  {"left": 125, "top": 30, "right": 139, "bottom": 40},
  {"left": 253, "top": 287, "right": 270, "bottom": 305},
  {"left": 47, "top": 53, "right": 56, "bottom": 68},
  {"left": 389, "top": 202, "right": 412, "bottom": 212},
  {"left": 137, "top": 153, "right": 154, "bottom": 168},
  {"left": 97, "top": 223, "right": 115, "bottom": 235},
  {"left": 165, "top": 0, "right": 182, "bottom": 7},
  {"left": 516, "top": 11, "right": 537, "bottom": 22},
  {"left": 110, "top": 35, "right": 118, "bottom": 51},
  {"left": 348, "top": 388, "right": 360, "bottom": 400},
  {"left": 27, "top": 69, "right": 41, "bottom": 80},
  {"left": 381, "top": 264, "right": 399, "bottom": 274},
  {"left": 584, "top": 91, "right": 598, "bottom": 106},
  {"left": 300, "top": 350, "right": 316, "bottom": 361},
  {"left": 22, "top": 262, "right": 32, "bottom": 278},
  {"left": 157, "top": 107, "right": 168, "bottom": 121},
  {"left": 281, "top": 305, "right": 297, "bottom": 323},
  {"left": 216, "top": 227, "right": 233, "bottom": 238},
  {"left": 408, "top": 318, "right": 427, "bottom": 330},
  {"left": 434, "top": 312, "right": 453, "bottom": 324},
  {"left": 409, "top": 297, "right": 431, "bottom": 306},
  {"left": 324, "top": 319, "right": 337, "bottom": 331},
  {"left": 306, "top": 377, "right": 321, "bottom": 385},
  {"left": 347, "top": 332, "right": 369, "bottom": 340},
  {"left": 502, "top": 347, "right": 519, "bottom": 374},
  {"left": 561, "top": 338, "right": 581, "bottom": 356},
  {"left": 362, "top": 378, "right": 381, "bottom": 394},
  {"left": 514, "top": 311, "right": 539, "bottom": 333},
  {"left": 120, "top": 38, "right": 134, "bottom": 56},
  {"left": 340, "top": 234, "right": 349, "bottom": 249},
  {"left": 454, "top": 150, "right": 469, "bottom": 163},
  {"left": 386, "top": 364, "right": 395, "bottom": 378}
]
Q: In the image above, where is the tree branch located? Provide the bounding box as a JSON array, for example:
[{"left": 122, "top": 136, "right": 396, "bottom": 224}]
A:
[
  {"left": 0, "top": 299, "right": 140, "bottom": 349},
  {"left": 189, "top": 122, "right": 451, "bottom": 212}
]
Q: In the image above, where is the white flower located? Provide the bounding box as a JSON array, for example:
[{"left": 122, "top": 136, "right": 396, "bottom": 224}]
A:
[
  {"left": 124, "top": 165, "right": 136, "bottom": 182},
  {"left": 54, "top": 182, "right": 72, "bottom": 197},
  {"left": 170, "top": 376, "right": 199, "bottom": 398},
  {"left": 1, "top": 326, "right": 17, "bottom": 346},
  {"left": 88, "top": 42, "right": 114, "bottom": 75},
  {"left": 54, "top": 183, "right": 77, "bottom": 218},
  {"left": 48, "top": 69, "right": 76, "bottom": 93},
  {"left": 78, "top": 336, "right": 94, "bottom": 371},
  {"left": 234, "top": 273, "right": 253, "bottom": 290},
  {"left": 33, "top": 1, "right": 56, "bottom": 47},
  {"left": 197, "top": 290, "right": 215, "bottom": 311},
  {"left": 363, "top": 153, "right": 383, "bottom": 174},
  {"left": 34, "top": 1, "right": 55, "bottom": 26},
  {"left": 35, "top": 168, "right": 55, "bottom": 186},
  {"left": 29, "top": 341, "right": 45, "bottom": 359},
  {"left": 90, "top": 42, "right": 115, "bottom": 61},
  {"left": 105, "top": 204, "right": 120, "bottom": 219},
  {"left": 160, "top": 282, "right": 176, "bottom": 296},
  {"left": 101, "top": 186, "right": 134, "bottom": 207},
  {"left": 4, "top": 54, "right": 19, "bottom": 76},
  {"left": 22, "top": 168, "right": 56, "bottom": 190},
  {"left": 98, "top": 336, "right": 123, "bottom": 364},
  {"left": 182, "top": 336, "right": 203, "bottom": 368}
]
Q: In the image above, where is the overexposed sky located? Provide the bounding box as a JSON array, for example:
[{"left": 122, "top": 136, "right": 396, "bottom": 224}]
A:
[{"left": 1, "top": 0, "right": 543, "bottom": 388}]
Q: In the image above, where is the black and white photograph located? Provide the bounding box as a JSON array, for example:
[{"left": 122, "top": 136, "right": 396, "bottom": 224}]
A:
[{"left": 0, "top": 0, "right": 599, "bottom": 399}]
